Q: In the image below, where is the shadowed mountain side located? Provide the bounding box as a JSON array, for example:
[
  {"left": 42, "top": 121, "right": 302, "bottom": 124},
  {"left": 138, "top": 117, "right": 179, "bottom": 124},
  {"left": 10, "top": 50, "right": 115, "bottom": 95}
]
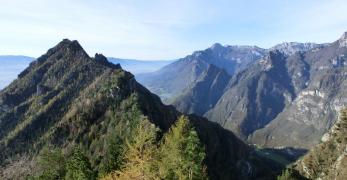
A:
[{"left": 172, "top": 64, "right": 231, "bottom": 116}]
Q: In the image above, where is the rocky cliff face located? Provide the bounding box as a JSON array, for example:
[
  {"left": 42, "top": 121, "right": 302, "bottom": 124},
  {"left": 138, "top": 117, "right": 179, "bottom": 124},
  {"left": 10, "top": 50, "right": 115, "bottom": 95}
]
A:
[
  {"left": 137, "top": 41, "right": 325, "bottom": 104},
  {"left": 163, "top": 32, "right": 347, "bottom": 149},
  {"left": 250, "top": 38, "right": 347, "bottom": 148},
  {"left": 205, "top": 50, "right": 297, "bottom": 138}
]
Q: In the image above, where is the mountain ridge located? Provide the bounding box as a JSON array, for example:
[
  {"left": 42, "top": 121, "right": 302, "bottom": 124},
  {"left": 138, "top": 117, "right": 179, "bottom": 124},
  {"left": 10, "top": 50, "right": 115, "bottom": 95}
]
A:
[
  {"left": 0, "top": 39, "right": 277, "bottom": 179},
  {"left": 138, "top": 31, "right": 347, "bottom": 149}
]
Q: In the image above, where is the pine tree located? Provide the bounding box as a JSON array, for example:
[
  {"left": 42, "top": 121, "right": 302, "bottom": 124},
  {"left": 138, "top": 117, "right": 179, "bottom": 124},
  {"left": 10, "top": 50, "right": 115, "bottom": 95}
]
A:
[
  {"left": 102, "top": 119, "right": 159, "bottom": 180},
  {"left": 102, "top": 116, "right": 208, "bottom": 180},
  {"left": 65, "top": 147, "right": 94, "bottom": 180},
  {"left": 158, "top": 116, "right": 207, "bottom": 180},
  {"left": 34, "top": 147, "right": 66, "bottom": 180},
  {"left": 98, "top": 133, "right": 124, "bottom": 177}
]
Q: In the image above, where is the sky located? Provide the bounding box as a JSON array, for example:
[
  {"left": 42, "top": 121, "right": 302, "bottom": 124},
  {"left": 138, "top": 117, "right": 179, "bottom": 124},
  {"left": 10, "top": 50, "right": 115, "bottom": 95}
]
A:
[{"left": 0, "top": 0, "right": 347, "bottom": 60}]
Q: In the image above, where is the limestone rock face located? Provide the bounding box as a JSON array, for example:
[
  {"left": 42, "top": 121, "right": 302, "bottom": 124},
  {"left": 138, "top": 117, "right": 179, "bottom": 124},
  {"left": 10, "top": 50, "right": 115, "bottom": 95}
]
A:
[
  {"left": 167, "top": 32, "right": 347, "bottom": 149},
  {"left": 249, "top": 39, "right": 347, "bottom": 148}
]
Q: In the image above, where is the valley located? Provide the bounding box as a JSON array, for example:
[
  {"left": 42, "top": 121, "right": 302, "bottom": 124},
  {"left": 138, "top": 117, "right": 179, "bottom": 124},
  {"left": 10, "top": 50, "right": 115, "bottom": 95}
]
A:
[{"left": 139, "top": 32, "right": 347, "bottom": 150}]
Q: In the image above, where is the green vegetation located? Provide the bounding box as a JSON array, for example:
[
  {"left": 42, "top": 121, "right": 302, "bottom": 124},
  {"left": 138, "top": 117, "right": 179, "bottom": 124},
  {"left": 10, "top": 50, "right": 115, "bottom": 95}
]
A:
[
  {"left": 158, "top": 116, "right": 207, "bottom": 180},
  {"left": 30, "top": 116, "right": 207, "bottom": 180},
  {"left": 276, "top": 109, "right": 347, "bottom": 180},
  {"left": 254, "top": 148, "right": 292, "bottom": 166},
  {"left": 0, "top": 39, "right": 278, "bottom": 179},
  {"left": 32, "top": 147, "right": 94, "bottom": 180},
  {"left": 65, "top": 148, "right": 94, "bottom": 180},
  {"left": 277, "top": 169, "right": 300, "bottom": 180},
  {"left": 103, "top": 118, "right": 159, "bottom": 179},
  {"left": 33, "top": 147, "right": 66, "bottom": 180},
  {"left": 103, "top": 116, "right": 207, "bottom": 180}
]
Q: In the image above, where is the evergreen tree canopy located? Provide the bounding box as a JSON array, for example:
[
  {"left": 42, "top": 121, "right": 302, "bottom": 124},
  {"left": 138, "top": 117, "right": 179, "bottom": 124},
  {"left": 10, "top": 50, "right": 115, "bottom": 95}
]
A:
[
  {"left": 103, "top": 116, "right": 207, "bottom": 180},
  {"left": 102, "top": 119, "right": 159, "bottom": 180},
  {"left": 65, "top": 147, "right": 94, "bottom": 180},
  {"left": 159, "top": 116, "right": 207, "bottom": 180}
]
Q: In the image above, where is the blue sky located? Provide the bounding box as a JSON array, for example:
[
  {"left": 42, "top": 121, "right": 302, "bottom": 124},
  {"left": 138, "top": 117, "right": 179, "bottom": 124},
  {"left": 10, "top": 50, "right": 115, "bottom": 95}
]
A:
[{"left": 0, "top": 0, "right": 347, "bottom": 60}]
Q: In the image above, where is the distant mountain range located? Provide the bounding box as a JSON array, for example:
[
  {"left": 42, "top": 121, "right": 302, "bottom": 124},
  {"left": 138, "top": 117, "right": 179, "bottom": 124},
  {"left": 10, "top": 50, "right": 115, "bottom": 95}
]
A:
[
  {"left": 137, "top": 44, "right": 267, "bottom": 102},
  {"left": 138, "top": 32, "right": 347, "bottom": 149}
]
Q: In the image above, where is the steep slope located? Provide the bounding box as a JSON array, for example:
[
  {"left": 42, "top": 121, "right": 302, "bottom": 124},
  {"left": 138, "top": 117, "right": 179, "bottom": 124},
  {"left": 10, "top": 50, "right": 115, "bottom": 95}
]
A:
[
  {"left": 0, "top": 56, "right": 34, "bottom": 89},
  {"left": 206, "top": 50, "right": 299, "bottom": 138},
  {"left": 203, "top": 32, "right": 347, "bottom": 148},
  {"left": 250, "top": 33, "right": 347, "bottom": 148},
  {"left": 137, "top": 41, "right": 324, "bottom": 104},
  {"left": 0, "top": 39, "right": 275, "bottom": 179},
  {"left": 172, "top": 64, "right": 231, "bottom": 116},
  {"left": 290, "top": 109, "right": 347, "bottom": 179},
  {"left": 161, "top": 42, "right": 326, "bottom": 140},
  {"left": 137, "top": 44, "right": 266, "bottom": 102},
  {"left": 167, "top": 34, "right": 346, "bottom": 148}
]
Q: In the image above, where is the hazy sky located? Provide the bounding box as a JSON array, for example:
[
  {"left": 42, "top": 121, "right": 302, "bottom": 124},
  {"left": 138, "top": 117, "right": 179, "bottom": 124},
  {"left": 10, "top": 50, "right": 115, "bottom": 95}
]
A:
[{"left": 1, "top": 0, "right": 347, "bottom": 60}]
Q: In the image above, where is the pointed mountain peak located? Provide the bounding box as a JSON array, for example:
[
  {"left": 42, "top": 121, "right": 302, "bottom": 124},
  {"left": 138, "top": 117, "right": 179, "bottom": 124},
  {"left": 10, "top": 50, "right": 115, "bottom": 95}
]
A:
[
  {"left": 55, "top": 39, "right": 84, "bottom": 52},
  {"left": 36, "top": 39, "right": 88, "bottom": 63},
  {"left": 210, "top": 43, "right": 224, "bottom": 49},
  {"left": 339, "top": 31, "right": 347, "bottom": 47}
]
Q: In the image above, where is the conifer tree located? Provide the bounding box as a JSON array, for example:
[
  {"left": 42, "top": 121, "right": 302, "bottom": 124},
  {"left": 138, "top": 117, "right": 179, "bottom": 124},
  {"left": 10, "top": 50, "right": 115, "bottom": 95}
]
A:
[
  {"left": 158, "top": 116, "right": 207, "bottom": 180},
  {"left": 102, "top": 116, "right": 207, "bottom": 180},
  {"left": 102, "top": 119, "right": 159, "bottom": 180},
  {"left": 35, "top": 147, "right": 66, "bottom": 180},
  {"left": 65, "top": 147, "right": 94, "bottom": 180}
]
